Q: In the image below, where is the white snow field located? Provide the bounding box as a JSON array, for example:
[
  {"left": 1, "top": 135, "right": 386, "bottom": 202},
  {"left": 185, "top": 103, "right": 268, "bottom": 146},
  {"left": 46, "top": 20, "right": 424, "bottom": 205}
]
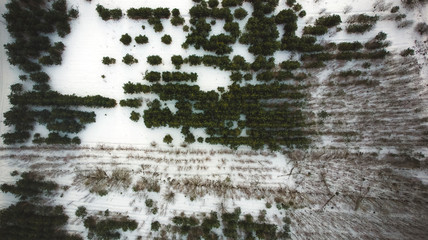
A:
[{"left": 1, "top": 0, "right": 428, "bottom": 239}]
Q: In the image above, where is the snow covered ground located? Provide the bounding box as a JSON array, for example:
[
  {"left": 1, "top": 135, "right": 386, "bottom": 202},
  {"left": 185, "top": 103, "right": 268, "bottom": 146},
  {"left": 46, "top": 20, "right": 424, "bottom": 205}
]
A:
[
  {"left": 1, "top": 0, "right": 428, "bottom": 148},
  {"left": 1, "top": 0, "right": 428, "bottom": 239}
]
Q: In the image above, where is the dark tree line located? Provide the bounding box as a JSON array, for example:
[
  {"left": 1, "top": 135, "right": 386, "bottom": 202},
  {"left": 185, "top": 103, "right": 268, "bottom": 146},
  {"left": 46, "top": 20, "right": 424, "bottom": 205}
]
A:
[
  {"left": 119, "top": 98, "right": 142, "bottom": 108},
  {"left": 145, "top": 71, "right": 198, "bottom": 83},
  {"left": 136, "top": 80, "right": 308, "bottom": 150},
  {"left": 127, "top": 7, "right": 170, "bottom": 32},
  {"left": 346, "top": 14, "right": 379, "bottom": 34},
  {"left": 84, "top": 215, "right": 137, "bottom": 240},
  {"left": 0, "top": 172, "right": 82, "bottom": 239},
  {"left": 96, "top": 4, "right": 122, "bottom": 20},
  {"left": 167, "top": 208, "right": 290, "bottom": 239},
  {"left": 9, "top": 91, "right": 116, "bottom": 108},
  {"left": 33, "top": 132, "right": 81, "bottom": 145}
]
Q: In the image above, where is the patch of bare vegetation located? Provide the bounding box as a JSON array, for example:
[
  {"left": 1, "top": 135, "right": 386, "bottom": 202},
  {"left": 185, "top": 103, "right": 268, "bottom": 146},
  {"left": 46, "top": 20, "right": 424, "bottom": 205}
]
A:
[
  {"left": 132, "top": 177, "right": 161, "bottom": 192},
  {"left": 74, "top": 168, "right": 132, "bottom": 195}
]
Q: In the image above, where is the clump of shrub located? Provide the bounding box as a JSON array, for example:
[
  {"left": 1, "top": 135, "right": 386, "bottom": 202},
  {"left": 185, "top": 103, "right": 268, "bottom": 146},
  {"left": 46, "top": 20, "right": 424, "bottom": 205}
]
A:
[
  {"left": 151, "top": 221, "right": 161, "bottom": 231},
  {"left": 102, "top": 57, "right": 116, "bottom": 65},
  {"left": 130, "top": 111, "right": 140, "bottom": 122},
  {"left": 147, "top": 55, "right": 162, "bottom": 65},
  {"left": 119, "top": 98, "right": 142, "bottom": 108},
  {"left": 171, "top": 8, "right": 185, "bottom": 26},
  {"left": 303, "top": 25, "right": 328, "bottom": 35},
  {"left": 163, "top": 71, "right": 198, "bottom": 82},
  {"left": 402, "top": 0, "right": 428, "bottom": 9},
  {"left": 145, "top": 71, "right": 161, "bottom": 82},
  {"left": 75, "top": 206, "right": 87, "bottom": 218},
  {"left": 347, "top": 14, "right": 379, "bottom": 24},
  {"left": 362, "top": 62, "right": 371, "bottom": 68},
  {"left": 286, "top": 0, "right": 296, "bottom": 7},
  {"left": 338, "top": 70, "right": 362, "bottom": 77},
  {"left": 171, "top": 55, "right": 184, "bottom": 69},
  {"left": 346, "top": 24, "right": 374, "bottom": 34},
  {"left": 391, "top": 6, "right": 400, "bottom": 13},
  {"left": 293, "top": 3, "right": 302, "bottom": 12},
  {"left": 163, "top": 134, "right": 173, "bottom": 144},
  {"left": 416, "top": 22, "right": 428, "bottom": 35},
  {"left": 222, "top": 0, "right": 244, "bottom": 7},
  {"left": 346, "top": 14, "right": 378, "bottom": 34},
  {"left": 96, "top": 5, "right": 122, "bottom": 20},
  {"left": 161, "top": 34, "right": 172, "bottom": 44},
  {"left": 304, "top": 61, "right": 325, "bottom": 68},
  {"left": 234, "top": 7, "right": 248, "bottom": 20},
  {"left": 400, "top": 48, "right": 415, "bottom": 56},
  {"left": 337, "top": 42, "right": 363, "bottom": 51},
  {"left": 84, "top": 215, "right": 137, "bottom": 239},
  {"left": 364, "top": 32, "right": 390, "bottom": 50},
  {"left": 230, "top": 72, "right": 243, "bottom": 82},
  {"left": 127, "top": 7, "right": 170, "bottom": 32},
  {"left": 30, "top": 72, "right": 50, "bottom": 83},
  {"left": 315, "top": 15, "right": 342, "bottom": 27},
  {"left": 133, "top": 177, "right": 161, "bottom": 192},
  {"left": 122, "top": 54, "right": 138, "bottom": 65},
  {"left": 1, "top": 171, "right": 58, "bottom": 200},
  {"left": 145, "top": 199, "right": 154, "bottom": 208},
  {"left": 10, "top": 170, "right": 19, "bottom": 176},
  {"left": 280, "top": 60, "right": 301, "bottom": 70},
  {"left": 240, "top": 13, "right": 281, "bottom": 55},
  {"left": 120, "top": 34, "right": 132, "bottom": 45},
  {"left": 164, "top": 191, "right": 175, "bottom": 202},
  {"left": 135, "top": 35, "right": 149, "bottom": 44},
  {"left": 75, "top": 168, "right": 132, "bottom": 195}
]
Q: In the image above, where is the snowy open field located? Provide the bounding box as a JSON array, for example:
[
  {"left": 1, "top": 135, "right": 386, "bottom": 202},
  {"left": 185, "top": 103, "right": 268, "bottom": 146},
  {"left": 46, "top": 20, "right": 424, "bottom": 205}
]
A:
[{"left": 1, "top": 0, "right": 428, "bottom": 239}]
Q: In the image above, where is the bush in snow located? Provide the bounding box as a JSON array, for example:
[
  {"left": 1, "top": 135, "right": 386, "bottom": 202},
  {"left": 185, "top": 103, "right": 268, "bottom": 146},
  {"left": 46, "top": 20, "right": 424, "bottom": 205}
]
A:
[
  {"left": 315, "top": 15, "right": 342, "bottom": 28},
  {"left": 75, "top": 206, "right": 87, "bottom": 218},
  {"left": 145, "top": 71, "right": 161, "bottom": 82},
  {"left": 147, "top": 55, "right": 162, "bottom": 65},
  {"left": 135, "top": 35, "right": 149, "bottom": 44},
  {"left": 286, "top": 0, "right": 296, "bottom": 7},
  {"left": 400, "top": 48, "right": 415, "bottom": 56},
  {"left": 122, "top": 54, "right": 138, "bottom": 65},
  {"left": 171, "top": 55, "right": 184, "bottom": 69},
  {"left": 120, "top": 34, "right": 132, "bottom": 45},
  {"left": 415, "top": 22, "right": 428, "bottom": 35},
  {"left": 84, "top": 215, "right": 137, "bottom": 239},
  {"left": 130, "top": 111, "right": 140, "bottom": 122},
  {"left": 346, "top": 24, "right": 374, "bottom": 33},
  {"left": 161, "top": 34, "right": 172, "bottom": 44},
  {"left": 102, "top": 57, "right": 116, "bottom": 65},
  {"left": 119, "top": 98, "right": 142, "bottom": 108},
  {"left": 151, "top": 221, "right": 161, "bottom": 231},
  {"left": 391, "top": 6, "right": 400, "bottom": 13},
  {"left": 303, "top": 25, "right": 328, "bottom": 35},
  {"left": 163, "top": 134, "right": 173, "bottom": 144}
]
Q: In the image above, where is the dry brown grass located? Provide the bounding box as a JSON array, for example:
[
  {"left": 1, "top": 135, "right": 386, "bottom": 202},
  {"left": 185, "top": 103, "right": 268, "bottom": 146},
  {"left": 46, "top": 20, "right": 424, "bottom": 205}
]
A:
[{"left": 74, "top": 167, "right": 132, "bottom": 194}]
